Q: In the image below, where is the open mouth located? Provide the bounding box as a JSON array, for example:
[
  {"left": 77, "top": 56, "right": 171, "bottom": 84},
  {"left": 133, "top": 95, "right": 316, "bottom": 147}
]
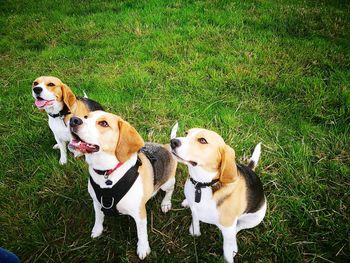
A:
[
  {"left": 34, "top": 97, "right": 54, "bottom": 108},
  {"left": 171, "top": 151, "right": 197, "bottom": 166},
  {"left": 68, "top": 132, "right": 100, "bottom": 154}
]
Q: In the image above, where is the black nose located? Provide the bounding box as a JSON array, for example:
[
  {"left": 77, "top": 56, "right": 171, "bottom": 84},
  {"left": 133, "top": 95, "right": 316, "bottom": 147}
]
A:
[
  {"left": 70, "top": 117, "right": 83, "bottom": 127},
  {"left": 33, "top": 86, "right": 42, "bottom": 95},
  {"left": 170, "top": 139, "right": 181, "bottom": 149}
]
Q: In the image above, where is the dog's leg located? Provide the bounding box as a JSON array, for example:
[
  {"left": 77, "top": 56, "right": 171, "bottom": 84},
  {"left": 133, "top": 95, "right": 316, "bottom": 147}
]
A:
[
  {"left": 160, "top": 177, "right": 175, "bottom": 213},
  {"left": 221, "top": 225, "right": 238, "bottom": 263},
  {"left": 133, "top": 209, "right": 151, "bottom": 260},
  {"left": 53, "top": 144, "right": 59, "bottom": 149},
  {"left": 189, "top": 209, "right": 201, "bottom": 236},
  {"left": 55, "top": 136, "right": 67, "bottom": 165},
  {"left": 91, "top": 200, "right": 104, "bottom": 238}
]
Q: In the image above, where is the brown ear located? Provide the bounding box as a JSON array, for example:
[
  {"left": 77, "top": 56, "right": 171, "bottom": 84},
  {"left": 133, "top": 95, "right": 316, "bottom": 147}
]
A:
[
  {"left": 219, "top": 145, "right": 238, "bottom": 183},
  {"left": 115, "top": 119, "right": 144, "bottom": 163},
  {"left": 61, "top": 84, "right": 76, "bottom": 112}
]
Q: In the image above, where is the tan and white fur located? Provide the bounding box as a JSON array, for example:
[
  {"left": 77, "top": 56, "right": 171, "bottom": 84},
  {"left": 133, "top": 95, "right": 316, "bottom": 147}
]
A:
[
  {"left": 31, "top": 76, "right": 102, "bottom": 164},
  {"left": 170, "top": 127, "right": 266, "bottom": 263},
  {"left": 68, "top": 111, "right": 177, "bottom": 259}
]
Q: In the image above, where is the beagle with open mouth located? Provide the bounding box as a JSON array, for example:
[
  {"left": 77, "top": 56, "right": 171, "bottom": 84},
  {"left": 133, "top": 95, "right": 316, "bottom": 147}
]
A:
[
  {"left": 31, "top": 76, "right": 103, "bottom": 164},
  {"left": 170, "top": 127, "right": 266, "bottom": 263},
  {"left": 68, "top": 111, "right": 177, "bottom": 260}
]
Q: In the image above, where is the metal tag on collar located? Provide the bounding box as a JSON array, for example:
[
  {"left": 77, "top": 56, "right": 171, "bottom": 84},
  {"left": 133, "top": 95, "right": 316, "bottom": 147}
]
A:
[
  {"left": 195, "top": 188, "right": 202, "bottom": 203},
  {"left": 104, "top": 173, "right": 113, "bottom": 186}
]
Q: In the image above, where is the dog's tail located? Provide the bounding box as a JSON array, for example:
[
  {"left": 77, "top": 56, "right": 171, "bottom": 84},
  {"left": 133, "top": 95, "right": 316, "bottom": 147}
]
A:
[
  {"left": 248, "top": 142, "right": 261, "bottom": 170},
  {"left": 83, "top": 90, "right": 88, "bottom": 98},
  {"left": 170, "top": 122, "right": 179, "bottom": 139}
]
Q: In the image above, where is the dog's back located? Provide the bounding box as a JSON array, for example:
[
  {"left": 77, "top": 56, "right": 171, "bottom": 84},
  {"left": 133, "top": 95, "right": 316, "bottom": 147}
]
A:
[{"left": 141, "top": 143, "right": 175, "bottom": 187}]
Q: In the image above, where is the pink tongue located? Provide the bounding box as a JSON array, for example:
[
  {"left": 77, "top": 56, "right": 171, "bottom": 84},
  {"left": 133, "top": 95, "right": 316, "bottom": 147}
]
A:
[{"left": 35, "top": 100, "right": 47, "bottom": 108}]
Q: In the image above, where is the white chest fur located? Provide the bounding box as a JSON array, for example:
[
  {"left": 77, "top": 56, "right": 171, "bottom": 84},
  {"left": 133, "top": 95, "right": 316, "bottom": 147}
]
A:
[
  {"left": 184, "top": 178, "right": 219, "bottom": 225},
  {"left": 48, "top": 116, "right": 71, "bottom": 142}
]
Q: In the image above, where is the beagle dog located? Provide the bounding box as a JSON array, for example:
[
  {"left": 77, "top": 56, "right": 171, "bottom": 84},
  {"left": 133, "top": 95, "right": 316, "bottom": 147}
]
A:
[
  {"left": 170, "top": 128, "right": 266, "bottom": 263},
  {"left": 31, "top": 76, "right": 103, "bottom": 164},
  {"left": 68, "top": 111, "right": 177, "bottom": 260}
]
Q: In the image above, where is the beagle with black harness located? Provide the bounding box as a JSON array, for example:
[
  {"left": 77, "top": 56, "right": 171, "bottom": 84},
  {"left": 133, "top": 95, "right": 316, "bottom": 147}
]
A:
[
  {"left": 31, "top": 76, "right": 103, "bottom": 164},
  {"left": 68, "top": 111, "right": 177, "bottom": 260},
  {"left": 170, "top": 127, "right": 266, "bottom": 263}
]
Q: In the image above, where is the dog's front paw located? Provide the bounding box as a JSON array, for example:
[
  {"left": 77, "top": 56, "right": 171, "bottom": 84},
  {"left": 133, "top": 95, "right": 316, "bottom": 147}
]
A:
[
  {"left": 181, "top": 199, "right": 189, "bottom": 208},
  {"left": 53, "top": 144, "right": 59, "bottom": 150},
  {"left": 91, "top": 225, "right": 103, "bottom": 238},
  {"left": 161, "top": 200, "right": 172, "bottom": 213},
  {"left": 224, "top": 250, "right": 236, "bottom": 263},
  {"left": 189, "top": 223, "right": 201, "bottom": 236},
  {"left": 59, "top": 157, "right": 67, "bottom": 165},
  {"left": 137, "top": 241, "right": 151, "bottom": 260}
]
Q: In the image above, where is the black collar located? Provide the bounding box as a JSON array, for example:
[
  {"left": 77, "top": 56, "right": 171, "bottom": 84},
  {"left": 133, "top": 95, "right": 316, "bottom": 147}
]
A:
[
  {"left": 89, "top": 157, "right": 142, "bottom": 216},
  {"left": 190, "top": 177, "right": 219, "bottom": 203},
  {"left": 48, "top": 105, "right": 71, "bottom": 118}
]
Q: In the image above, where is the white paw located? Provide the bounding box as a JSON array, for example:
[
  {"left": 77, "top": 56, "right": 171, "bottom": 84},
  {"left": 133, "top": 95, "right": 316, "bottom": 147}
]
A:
[
  {"left": 137, "top": 241, "right": 151, "bottom": 260},
  {"left": 181, "top": 199, "right": 189, "bottom": 208},
  {"left": 189, "top": 223, "right": 201, "bottom": 236},
  {"left": 53, "top": 144, "right": 59, "bottom": 149},
  {"left": 59, "top": 157, "right": 67, "bottom": 165},
  {"left": 224, "top": 251, "right": 236, "bottom": 263},
  {"left": 91, "top": 225, "right": 103, "bottom": 238},
  {"left": 161, "top": 200, "right": 172, "bottom": 213}
]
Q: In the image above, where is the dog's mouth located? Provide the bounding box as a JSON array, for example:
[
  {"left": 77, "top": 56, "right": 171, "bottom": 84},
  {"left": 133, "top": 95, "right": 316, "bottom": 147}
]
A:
[
  {"left": 171, "top": 151, "right": 197, "bottom": 167},
  {"left": 69, "top": 132, "right": 100, "bottom": 154},
  {"left": 34, "top": 97, "right": 54, "bottom": 108}
]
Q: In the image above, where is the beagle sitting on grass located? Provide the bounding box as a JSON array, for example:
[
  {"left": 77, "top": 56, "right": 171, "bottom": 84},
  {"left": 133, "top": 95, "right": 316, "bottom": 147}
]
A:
[
  {"left": 68, "top": 111, "right": 177, "bottom": 260},
  {"left": 170, "top": 127, "right": 266, "bottom": 263},
  {"left": 31, "top": 76, "right": 103, "bottom": 164}
]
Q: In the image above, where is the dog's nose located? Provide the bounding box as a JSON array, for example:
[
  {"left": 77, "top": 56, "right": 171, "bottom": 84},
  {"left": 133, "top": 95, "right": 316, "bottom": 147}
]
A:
[
  {"left": 33, "top": 86, "right": 42, "bottom": 95},
  {"left": 170, "top": 139, "right": 181, "bottom": 149},
  {"left": 70, "top": 117, "right": 83, "bottom": 127}
]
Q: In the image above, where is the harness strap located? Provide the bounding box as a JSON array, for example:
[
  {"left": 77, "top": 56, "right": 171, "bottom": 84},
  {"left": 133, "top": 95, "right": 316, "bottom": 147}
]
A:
[
  {"left": 189, "top": 177, "right": 219, "bottom": 203},
  {"left": 89, "top": 157, "right": 142, "bottom": 216}
]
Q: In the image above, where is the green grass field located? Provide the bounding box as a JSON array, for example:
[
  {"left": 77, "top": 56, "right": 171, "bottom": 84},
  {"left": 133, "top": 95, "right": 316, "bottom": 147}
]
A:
[{"left": 1, "top": 0, "right": 349, "bottom": 262}]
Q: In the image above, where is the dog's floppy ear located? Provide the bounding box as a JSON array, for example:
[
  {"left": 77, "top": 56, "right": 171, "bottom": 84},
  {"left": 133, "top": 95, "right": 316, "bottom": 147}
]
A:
[
  {"left": 219, "top": 144, "right": 238, "bottom": 183},
  {"left": 115, "top": 119, "right": 144, "bottom": 163},
  {"left": 61, "top": 83, "right": 76, "bottom": 112}
]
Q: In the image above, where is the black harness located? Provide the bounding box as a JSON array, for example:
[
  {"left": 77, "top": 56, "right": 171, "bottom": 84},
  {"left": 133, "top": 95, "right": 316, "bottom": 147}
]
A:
[
  {"left": 89, "top": 158, "right": 142, "bottom": 216},
  {"left": 189, "top": 177, "right": 219, "bottom": 203}
]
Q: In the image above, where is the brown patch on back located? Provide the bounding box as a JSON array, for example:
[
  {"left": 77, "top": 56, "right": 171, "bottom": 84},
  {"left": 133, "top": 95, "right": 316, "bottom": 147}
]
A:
[
  {"left": 137, "top": 152, "right": 156, "bottom": 219},
  {"left": 63, "top": 100, "right": 91, "bottom": 123},
  {"left": 137, "top": 145, "right": 178, "bottom": 219},
  {"left": 213, "top": 174, "right": 248, "bottom": 227}
]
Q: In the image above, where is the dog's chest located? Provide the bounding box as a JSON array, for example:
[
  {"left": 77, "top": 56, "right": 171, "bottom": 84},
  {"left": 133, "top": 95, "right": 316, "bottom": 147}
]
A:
[
  {"left": 88, "top": 176, "right": 144, "bottom": 217},
  {"left": 48, "top": 117, "right": 71, "bottom": 141},
  {"left": 184, "top": 179, "right": 219, "bottom": 225}
]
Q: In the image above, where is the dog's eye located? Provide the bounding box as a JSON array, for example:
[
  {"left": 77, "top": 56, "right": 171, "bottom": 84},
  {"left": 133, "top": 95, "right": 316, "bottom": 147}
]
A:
[
  {"left": 84, "top": 115, "right": 88, "bottom": 119},
  {"left": 198, "top": 138, "right": 208, "bottom": 144},
  {"left": 33, "top": 81, "right": 38, "bottom": 86},
  {"left": 47, "top": 83, "right": 55, "bottom": 87},
  {"left": 98, "top": 121, "right": 109, "bottom": 127}
]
